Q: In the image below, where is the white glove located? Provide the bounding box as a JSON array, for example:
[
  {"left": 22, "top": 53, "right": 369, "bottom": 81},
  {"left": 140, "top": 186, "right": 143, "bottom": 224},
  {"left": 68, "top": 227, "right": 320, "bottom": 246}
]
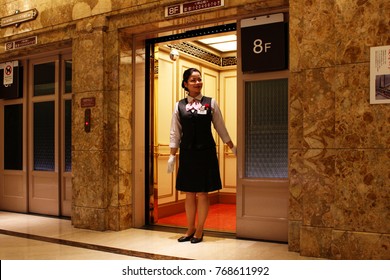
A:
[
  {"left": 167, "top": 154, "right": 176, "bottom": 173},
  {"left": 231, "top": 146, "right": 237, "bottom": 156}
]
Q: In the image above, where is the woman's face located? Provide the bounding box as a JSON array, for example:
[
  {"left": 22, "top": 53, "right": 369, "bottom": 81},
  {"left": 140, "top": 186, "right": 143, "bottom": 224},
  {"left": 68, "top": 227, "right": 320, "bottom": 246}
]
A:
[{"left": 184, "top": 71, "right": 203, "bottom": 96}]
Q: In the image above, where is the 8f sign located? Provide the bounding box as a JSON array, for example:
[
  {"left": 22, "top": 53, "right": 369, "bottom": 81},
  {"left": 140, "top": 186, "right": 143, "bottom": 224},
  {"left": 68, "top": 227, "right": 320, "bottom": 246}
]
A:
[
  {"left": 241, "top": 14, "right": 288, "bottom": 73},
  {"left": 253, "top": 39, "right": 272, "bottom": 54}
]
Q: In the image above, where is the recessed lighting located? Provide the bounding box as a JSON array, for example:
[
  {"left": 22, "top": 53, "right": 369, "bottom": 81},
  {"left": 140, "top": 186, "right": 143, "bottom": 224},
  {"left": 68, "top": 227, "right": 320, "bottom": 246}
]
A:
[
  {"left": 198, "top": 34, "right": 237, "bottom": 52},
  {"left": 198, "top": 35, "right": 236, "bottom": 45},
  {"left": 208, "top": 42, "right": 237, "bottom": 52}
]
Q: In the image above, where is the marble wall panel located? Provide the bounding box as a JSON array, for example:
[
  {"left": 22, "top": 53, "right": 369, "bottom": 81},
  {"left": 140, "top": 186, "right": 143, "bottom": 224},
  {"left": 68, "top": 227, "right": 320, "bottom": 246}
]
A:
[
  {"left": 105, "top": 30, "right": 120, "bottom": 92},
  {"left": 236, "top": 0, "right": 288, "bottom": 11},
  {"left": 334, "top": 0, "right": 390, "bottom": 64},
  {"left": 334, "top": 149, "right": 390, "bottom": 233},
  {"left": 111, "top": 0, "right": 155, "bottom": 11},
  {"left": 72, "top": 206, "right": 107, "bottom": 231},
  {"left": 72, "top": 150, "right": 107, "bottom": 208},
  {"left": 289, "top": 149, "right": 304, "bottom": 221},
  {"left": 118, "top": 35, "right": 133, "bottom": 92},
  {"left": 106, "top": 149, "right": 119, "bottom": 207},
  {"left": 300, "top": 226, "right": 332, "bottom": 259},
  {"left": 39, "top": 1, "right": 74, "bottom": 26},
  {"left": 289, "top": 0, "right": 336, "bottom": 71},
  {"left": 104, "top": 89, "right": 119, "bottom": 151},
  {"left": 107, "top": 204, "right": 133, "bottom": 231},
  {"left": 119, "top": 91, "right": 132, "bottom": 150},
  {"left": 73, "top": 31, "right": 105, "bottom": 93},
  {"left": 288, "top": 220, "right": 301, "bottom": 252},
  {"left": 288, "top": 0, "right": 303, "bottom": 73},
  {"left": 72, "top": 0, "right": 114, "bottom": 19},
  {"left": 107, "top": 205, "right": 119, "bottom": 230},
  {"left": 289, "top": 0, "right": 390, "bottom": 259},
  {"left": 302, "top": 149, "right": 336, "bottom": 228},
  {"left": 289, "top": 147, "right": 336, "bottom": 240},
  {"left": 335, "top": 64, "right": 390, "bottom": 149},
  {"left": 301, "top": 68, "right": 336, "bottom": 149},
  {"left": 118, "top": 34, "right": 133, "bottom": 210},
  {"left": 289, "top": 72, "right": 304, "bottom": 149},
  {"left": 119, "top": 151, "right": 132, "bottom": 206},
  {"left": 331, "top": 230, "right": 390, "bottom": 260},
  {"left": 119, "top": 204, "right": 132, "bottom": 230},
  {"left": 118, "top": 28, "right": 136, "bottom": 223}
]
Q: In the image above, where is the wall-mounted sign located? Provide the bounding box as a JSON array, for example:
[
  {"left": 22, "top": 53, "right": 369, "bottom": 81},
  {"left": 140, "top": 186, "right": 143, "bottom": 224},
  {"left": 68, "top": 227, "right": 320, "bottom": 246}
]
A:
[
  {"left": 165, "top": 0, "right": 224, "bottom": 17},
  {"left": 81, "top": 97, "right": 96, "bottom": 108},
  {"left": 5, "top": 36, "right": 37, "bottom": 51},
  {"left": 3, "top": 61, "right": 14, "bottom": 86},
  {"left": 0, "top": 61, "right": 22, "bottom": 99},
  {"left": 370, "top": 45, "right": 390, "bottom": 104},
  {"left": 0, "top": 9, "right": 38, "bottom": 28},
  {"left": 241, "top": 13, "right": 288, "bottom": 73}
]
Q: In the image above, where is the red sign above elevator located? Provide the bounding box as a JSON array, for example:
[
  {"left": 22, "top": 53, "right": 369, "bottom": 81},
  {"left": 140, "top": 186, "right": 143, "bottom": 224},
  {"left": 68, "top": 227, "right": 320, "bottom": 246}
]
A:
[
  {"left": 5, "top": 36, "right": 37, "bottom": 51},
  {"left": 165, "top": 0, "right": 224, "bottom": 17}
]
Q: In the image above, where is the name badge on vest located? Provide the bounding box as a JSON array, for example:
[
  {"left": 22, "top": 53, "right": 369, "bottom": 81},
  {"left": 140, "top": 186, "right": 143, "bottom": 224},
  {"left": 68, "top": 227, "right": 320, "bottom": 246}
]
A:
[{"left": 198, "top": 108, "right": 207, "bottom": 115}]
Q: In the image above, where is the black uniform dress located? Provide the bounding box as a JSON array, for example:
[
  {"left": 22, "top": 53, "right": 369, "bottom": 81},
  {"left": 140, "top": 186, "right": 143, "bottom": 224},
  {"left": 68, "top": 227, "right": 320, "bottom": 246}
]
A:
[{"left": 176, "top": 96, "right": 222, "bottom": 193}]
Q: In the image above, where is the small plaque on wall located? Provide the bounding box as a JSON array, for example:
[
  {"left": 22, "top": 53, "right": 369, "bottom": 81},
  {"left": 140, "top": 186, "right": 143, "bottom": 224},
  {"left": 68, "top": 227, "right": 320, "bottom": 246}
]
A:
[
  {"left": 81, "top": 97, "right": 96, "bottom": 108},
  {"left": 241, "top": 13, "right": 288, "bottom": 73},
  {"left": 5, "top": 36, "right": 37, "bottom": 51},
  {"left": 370, "top": 45, "right": 390, "bottom": 104}
]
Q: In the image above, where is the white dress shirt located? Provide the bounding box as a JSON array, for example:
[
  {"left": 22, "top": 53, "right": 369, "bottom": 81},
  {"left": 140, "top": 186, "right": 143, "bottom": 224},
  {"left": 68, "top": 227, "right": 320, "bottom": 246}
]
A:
[{"left": 169, "top": 94, "right": 232, "bottom": 148}]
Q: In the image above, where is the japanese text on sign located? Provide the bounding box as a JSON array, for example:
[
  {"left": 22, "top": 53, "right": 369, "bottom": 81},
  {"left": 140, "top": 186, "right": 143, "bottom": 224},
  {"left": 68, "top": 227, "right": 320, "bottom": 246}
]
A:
[
  {"left": 5, "top": 36, "right": 37, "bottom": 51},
  {"left": 165, "top": 0, "right": 224, "bottom": 17}
]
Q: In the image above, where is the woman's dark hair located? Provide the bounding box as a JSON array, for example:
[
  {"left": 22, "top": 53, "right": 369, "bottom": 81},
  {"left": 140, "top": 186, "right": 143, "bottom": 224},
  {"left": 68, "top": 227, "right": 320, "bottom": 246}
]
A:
[{"left": 181, "top": 68, "right": 201, "bottom": 92}]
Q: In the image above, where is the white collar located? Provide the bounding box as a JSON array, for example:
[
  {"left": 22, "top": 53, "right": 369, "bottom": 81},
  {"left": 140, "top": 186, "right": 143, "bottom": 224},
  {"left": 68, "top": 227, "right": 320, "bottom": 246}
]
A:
[{"left": 187, "top": 93, "right": 202, "bottom": 103}]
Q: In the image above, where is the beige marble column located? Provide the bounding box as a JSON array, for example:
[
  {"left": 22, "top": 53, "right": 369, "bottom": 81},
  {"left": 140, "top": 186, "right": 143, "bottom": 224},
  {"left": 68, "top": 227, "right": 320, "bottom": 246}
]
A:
[{"left": 71, "top": 15, "right": 132, "bottom": 231}]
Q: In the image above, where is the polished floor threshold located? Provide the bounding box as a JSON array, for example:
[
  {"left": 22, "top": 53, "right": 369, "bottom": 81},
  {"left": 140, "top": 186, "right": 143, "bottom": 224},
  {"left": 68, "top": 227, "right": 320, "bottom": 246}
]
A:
[
  {"left": 0, "top": 211, "right": 318, "bottom": 260},
  {"left": 0, "top": 228, "right": 189, "bottom": 260},
  {"left": 143, "top": 224, "right": 237, "bottom": 240},
  {"left": 2, "top": 222, "right": 234, "bottom": 260}
]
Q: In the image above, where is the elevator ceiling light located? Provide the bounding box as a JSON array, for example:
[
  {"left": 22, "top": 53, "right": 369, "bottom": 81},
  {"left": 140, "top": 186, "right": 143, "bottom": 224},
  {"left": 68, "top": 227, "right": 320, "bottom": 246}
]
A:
[{"left": 198, "top": 34, "right": 237, "bottom": 52}]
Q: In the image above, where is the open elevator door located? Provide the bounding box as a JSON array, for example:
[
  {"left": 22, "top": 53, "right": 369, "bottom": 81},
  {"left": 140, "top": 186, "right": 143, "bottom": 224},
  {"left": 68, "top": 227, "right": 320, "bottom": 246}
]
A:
[{"left": 144, "top": 24, "right": 237, "bottom": 230}]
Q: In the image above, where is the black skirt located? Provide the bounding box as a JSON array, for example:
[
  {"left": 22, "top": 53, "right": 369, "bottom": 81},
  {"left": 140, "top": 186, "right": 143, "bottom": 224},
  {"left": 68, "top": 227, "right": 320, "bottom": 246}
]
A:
[{"left": 176, "top": 146, "right": 222, "bottom": 193}]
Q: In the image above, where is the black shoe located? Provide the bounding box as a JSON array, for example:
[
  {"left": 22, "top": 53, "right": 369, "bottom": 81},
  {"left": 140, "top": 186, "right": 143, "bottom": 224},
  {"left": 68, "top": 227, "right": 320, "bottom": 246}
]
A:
[
  {"left": 178, "top": 232, "right": 195, "bottom": 242},
  {"left": 190, "top": 234, "right": 204, "bottom": 244}
]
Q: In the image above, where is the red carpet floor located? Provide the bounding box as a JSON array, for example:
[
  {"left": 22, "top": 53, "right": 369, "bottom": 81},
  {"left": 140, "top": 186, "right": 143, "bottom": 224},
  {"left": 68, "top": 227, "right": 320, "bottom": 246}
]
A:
[{"left": 156, "top": 203, "right": 236, "bottom": 232}]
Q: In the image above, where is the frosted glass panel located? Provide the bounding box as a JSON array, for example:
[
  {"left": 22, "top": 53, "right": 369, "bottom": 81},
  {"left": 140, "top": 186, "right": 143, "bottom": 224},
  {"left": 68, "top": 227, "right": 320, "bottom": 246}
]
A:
[
  {"left": 245, "top": 79, "right": 288, "bottom": 178},
  {"left": 34, "top": 101, "right": 55, "bottom": 171}
]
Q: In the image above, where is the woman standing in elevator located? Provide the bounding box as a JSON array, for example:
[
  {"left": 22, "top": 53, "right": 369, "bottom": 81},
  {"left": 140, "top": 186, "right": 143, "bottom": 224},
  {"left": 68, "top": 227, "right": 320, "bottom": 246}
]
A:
[{"left": 167, "top": 68, "right": 236, "bottom": 243}]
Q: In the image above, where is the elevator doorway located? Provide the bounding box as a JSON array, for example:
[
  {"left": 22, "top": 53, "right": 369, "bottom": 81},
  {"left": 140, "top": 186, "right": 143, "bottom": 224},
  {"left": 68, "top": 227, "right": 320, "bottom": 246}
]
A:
[
  {"left": 136, "top": 19, "right": 289, "bottom": 242},
  {"left": 147, "top": 25, "right": 238, "bottom": 233},
  {"left": 0, "top": 51, "right": 72, "bottom": 217}
]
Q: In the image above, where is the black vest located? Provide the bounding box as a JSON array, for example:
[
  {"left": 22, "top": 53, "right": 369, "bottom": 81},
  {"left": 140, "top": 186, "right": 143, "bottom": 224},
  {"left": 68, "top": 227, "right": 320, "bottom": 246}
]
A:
[{"left": 178, "top": 96, "right": 215, "bottom": 150}]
